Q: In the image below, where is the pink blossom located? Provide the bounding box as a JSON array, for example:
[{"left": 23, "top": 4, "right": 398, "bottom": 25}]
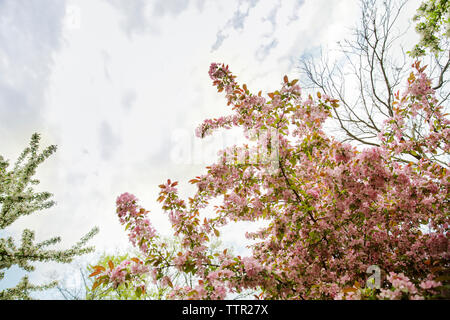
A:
[
  {"left": 307, "top": 186, "right": 319, "bottom": 199},
  {"left": 420, "top": 280, "right": 442, "bottom": 290},
  {"left": 242, "top": 257, "right": 263, "bottom": 278}
]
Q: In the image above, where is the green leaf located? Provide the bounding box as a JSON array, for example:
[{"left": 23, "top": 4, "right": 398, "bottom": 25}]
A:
[
  {"left": 434, "top": 275, "right": 450, "bottom": 282},
  {"left": 135, "top": 286, "right": 142, "bottom": 298},
  {"left": 187, "top": 290, "right": 198, "bottom": 297}
]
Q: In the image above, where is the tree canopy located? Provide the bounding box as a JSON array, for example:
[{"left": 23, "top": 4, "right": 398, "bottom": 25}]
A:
[{"left": 0, "top": 133, "right": 98, "bottom": 300}]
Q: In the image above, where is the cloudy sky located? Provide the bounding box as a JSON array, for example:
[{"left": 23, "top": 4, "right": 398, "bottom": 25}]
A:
[{"left": 0, "top": 0, "right": 422, "bottom": 298}]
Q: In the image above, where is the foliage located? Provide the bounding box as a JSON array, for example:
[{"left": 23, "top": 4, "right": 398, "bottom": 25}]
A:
[
  {"left": 92, "top": 62, "right": 449, "bottom": 300},
  {"left": 410, "top": 0, "right": 450, "bottom": 57},
  {"left": 0, "top": 133, "right": 98, "bottom": 299},
  {"left": 86, "top": 252, "right": 152, "bottom": 300},
  {"left": 86, "top": 240, "right": 195, "bottom": 300}
]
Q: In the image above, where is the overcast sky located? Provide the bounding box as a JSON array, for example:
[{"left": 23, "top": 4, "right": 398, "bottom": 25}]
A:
[{"left": 0, "top": 0, "right": 422, "bottom": 298}]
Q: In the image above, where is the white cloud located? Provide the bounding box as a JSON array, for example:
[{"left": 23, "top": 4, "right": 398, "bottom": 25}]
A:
[{"left": 0, "top": 0, "right": 66, "bottom": 152}]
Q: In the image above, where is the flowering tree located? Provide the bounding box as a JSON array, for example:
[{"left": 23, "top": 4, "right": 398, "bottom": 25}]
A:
[
  {"left": 411, "top": 0, "right": 449, "bottom": 57},
  {"left": 92, "top": 61, "right": 449, "bottom": 300},
  {"left": 0, "top": 133, "right": 98, "bottom": 300}
]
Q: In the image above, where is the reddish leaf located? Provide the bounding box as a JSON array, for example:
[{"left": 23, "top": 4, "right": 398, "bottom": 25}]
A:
[
  {"left": 89, "top": 269, "right": 102, "bottom": 277},
  {"left": 92, "top": 265, "right": 106, "bottom": 272},
  {"left": 92, "top": 281, "right": 101, "bottom": 291}
]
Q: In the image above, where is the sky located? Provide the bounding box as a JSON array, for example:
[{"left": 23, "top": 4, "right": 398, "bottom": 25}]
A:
[{"left": 0, "top": 0, "right": 422, "bottom": 299}]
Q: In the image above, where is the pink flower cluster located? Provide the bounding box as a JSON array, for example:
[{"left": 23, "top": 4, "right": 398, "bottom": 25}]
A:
[
  {"left": 128, "top": 218, "right": 156, "bottom": 252},
  {"left": 105, "top": 260, "right": 149, "bottom": 289},
  {"left": 241, "top": 257, "right": 263, "bottom": 278},
  {"left": 380, "top": 61, "right": 449, "bottom": 158},
  {"left": 116, "top": 192, "right": 138, "bottom": 224},
  {"left": 116, "top": 193, "right": 158, "bottom": 254},
  {"left": 106, "top": 261, "right": 128, "bottom": 288},
  {"left": 376, "top": 272, "right": 442, "bottom": 300}
]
